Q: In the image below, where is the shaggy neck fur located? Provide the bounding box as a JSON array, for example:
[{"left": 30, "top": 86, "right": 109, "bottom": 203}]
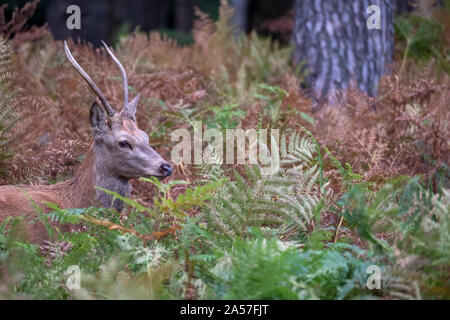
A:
[{"left": 64, "top": 144, "right": 130, "bottom": 211}]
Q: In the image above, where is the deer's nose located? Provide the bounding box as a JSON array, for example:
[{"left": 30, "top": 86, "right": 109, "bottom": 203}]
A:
[{"left": 159, "top": 164, "right": 173, "bottom": 177}]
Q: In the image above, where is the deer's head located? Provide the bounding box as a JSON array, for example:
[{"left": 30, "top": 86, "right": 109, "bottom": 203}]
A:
[{"left": 64, "top": 41, "right": 172, "bottom": 179}]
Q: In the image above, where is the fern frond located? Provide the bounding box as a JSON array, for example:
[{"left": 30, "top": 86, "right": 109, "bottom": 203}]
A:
[
  {"left": 0, "top": 37, "right": 20, "bottom": 173},
  {"left": 202, "top": 132, "right": 329, "bottom": 241}
]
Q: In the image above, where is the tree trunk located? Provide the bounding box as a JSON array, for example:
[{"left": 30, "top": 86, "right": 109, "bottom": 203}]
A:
[
  {"left": 175, "top": 0, "right": 195, "bottom": 33},
  {"left": 230, "top": 0, "right": 250, "bottom": 34},
  {"left": 292, "top": 0, "right": 394, "bottom": 108},
  {"left": 46, "top": 0, "right": 167, "bottom": 46}
]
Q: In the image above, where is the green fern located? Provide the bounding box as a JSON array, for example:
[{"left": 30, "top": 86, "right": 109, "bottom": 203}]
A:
[
  {"left": 210, "top": 237, "right": 371, "bottom": 300},
  {"left": 202, "top": 132, "right": 329, "bottom": 241},
  {"left": 338, "top": 175, "right": 450, "bottom": 298}
]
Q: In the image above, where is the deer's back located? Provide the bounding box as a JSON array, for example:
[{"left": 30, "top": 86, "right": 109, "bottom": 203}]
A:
[{"left": 0, "top": 183, "right": 70, "bottom": 244}]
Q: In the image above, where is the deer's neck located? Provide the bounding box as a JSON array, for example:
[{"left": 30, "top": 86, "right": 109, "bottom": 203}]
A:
[
  {"left": 93, "top": 155, "right": 131, "bottom": 212},
  {"left": 66, "top": 144, "right": 131, "bottom": 211}
]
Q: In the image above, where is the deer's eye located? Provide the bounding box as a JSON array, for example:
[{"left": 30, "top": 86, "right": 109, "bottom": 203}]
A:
[{"left": 119, "top": 140, "right": 132, "bottom": 149}]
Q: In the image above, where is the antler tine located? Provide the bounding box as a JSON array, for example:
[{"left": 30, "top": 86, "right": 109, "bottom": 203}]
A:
[
  {"left": 101, "top": 40, "right": 129, "bottom": 110},
  {"left": 64, "top": 41, "right": 116, "bottom": 116}
]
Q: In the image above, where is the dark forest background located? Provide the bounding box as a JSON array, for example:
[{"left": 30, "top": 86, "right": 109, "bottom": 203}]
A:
[
  {"left": 2, "top": 0, "right": 293, "bottom": 45},
  {"left": 2, "top": 0, "right": 417, "bottom": 46}
]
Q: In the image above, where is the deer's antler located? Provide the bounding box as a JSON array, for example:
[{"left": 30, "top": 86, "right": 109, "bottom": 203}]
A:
[
  {"left": 101, "top": 40, "right": 129, "bottom": 112},
  {"left": 64, "top": 41, "right": 116, "bottom": 117}
]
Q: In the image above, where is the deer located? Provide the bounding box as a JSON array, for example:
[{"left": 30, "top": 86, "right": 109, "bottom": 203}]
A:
[{"left": 0, "top": 41, "right": 173, "bottom": 244}]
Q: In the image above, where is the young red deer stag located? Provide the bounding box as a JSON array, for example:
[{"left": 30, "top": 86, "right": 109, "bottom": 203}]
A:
[{"left": 0, "top": 41, "right": 173, "bottom": 244}]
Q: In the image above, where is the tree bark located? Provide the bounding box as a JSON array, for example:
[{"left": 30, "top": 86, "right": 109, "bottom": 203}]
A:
[
  {"left": 175, "top": 0, "right": 195, "bottom": 33},
  {"left": 292, "top": 0, "right": 394, "bottom": 108},
  {"left": 230, "top": 0, "right": 250, "bottom": 34}
]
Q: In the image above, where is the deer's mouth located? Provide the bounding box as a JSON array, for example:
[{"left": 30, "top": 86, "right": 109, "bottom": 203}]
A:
[
  {"left": 140, "top": 173, "right": 169, "bottom": 181},
  {"left": 154, "top": 174, "right": 169, "bottom": 181}
]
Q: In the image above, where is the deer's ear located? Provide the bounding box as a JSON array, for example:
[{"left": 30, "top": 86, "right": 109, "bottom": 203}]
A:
[
  {"left": 89, "top": 102, "right": 106, "bottom": 132},
  {"left": 124, "top": 94, "right": 140, "bottom": 119}
]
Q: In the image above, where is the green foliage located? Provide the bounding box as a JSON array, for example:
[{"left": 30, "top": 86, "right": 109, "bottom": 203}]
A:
[
  {"left": 204, "top": 103, "right": 245, "bottom": 129},
  {"left": 395, "top": 7, "right": 450, "bottom": 74},
  {"left": 0, "top": 177, "right": 223, "bottom": 299},
  {"left": 142, "top": 177, "right": 226, "bottom": 220},
  {"left": 210, "top": 25, "right": 293, "bottom": 107},
  {"left": 158, "top": 28, "right": 194, "bottom": 46},
  {"left": 2, "top": 129, "right": 449, "bottom": 300},
  {"left": 197, "top": 0, "right": 220, "bottom": 20},
  {"left": 211, "top": 237, "right": 371, "bottom": 300},
  {"left": 337, "top": 177, "right": 450, "bottom": 298},
  {"left": 1, "top": 78, "right": 448, "bottom": 299},
  {"left": 202, "top": 133, "right": 328, "bottom": 242},
  {"left": 237, "top": 31, "right": 294, "bottom": 84},
  {"left": 396, "top": 15, "right": 442, "bottom": 60},
  {"left": 254, "top": 83, "right": 288, "bottom": 128}
]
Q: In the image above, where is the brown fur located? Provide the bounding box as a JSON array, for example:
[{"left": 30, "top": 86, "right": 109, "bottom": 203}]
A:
[
  {"left": 0, "top": 145, "right": 97, "bottom": 244},
  {"left": 0, "top": 42, "right": 173, "bottom": 244}
]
